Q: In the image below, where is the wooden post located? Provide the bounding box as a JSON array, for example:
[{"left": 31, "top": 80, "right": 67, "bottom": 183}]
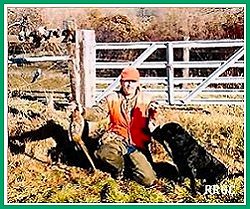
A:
[
  {"left": 81, "top": 30, "right": 96, "bottom": 107},
  {"left": 183, "top": 36, "right": 190, "bottom": 89},
  {"left": 72, "top": 30, "right": 82, "bottom": 108},
  {"left": 166, "top": 42, "right": 174, "bottom": 105},
  {"left": 72, "top": 30, "right": 96, "bottom": 108}
]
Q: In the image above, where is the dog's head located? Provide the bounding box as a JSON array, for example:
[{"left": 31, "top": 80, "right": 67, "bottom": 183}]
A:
[
  {"left": 152, "top": 122, "right": 185, "bottom": 143},
  {"left": 162, "top": 122, "right": 185, "bottom": 136}
]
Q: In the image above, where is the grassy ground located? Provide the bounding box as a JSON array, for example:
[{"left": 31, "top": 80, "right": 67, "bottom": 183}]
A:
[
  {"left": 7, "top": 64, "right": 244, "bottom": 203},
  {"left": 7, "top": 98, "right": 244, "bottom": 203}
]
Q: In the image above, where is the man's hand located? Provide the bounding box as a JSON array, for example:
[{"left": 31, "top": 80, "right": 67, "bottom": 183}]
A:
[
  {"left": 148, "top": 101, "right": 160, "bottom": 133},
  {"left": 148, "top": 101, "right": 159, "bottom": 119},
  {"left": 68, "top": 101, "right": 77, "bottom": 111},
  {"left": 68, "top": 101, "right": 85, "bottom": 117},
  {"left": 148, "top": 101, "right": 159, "bottom": 111}
]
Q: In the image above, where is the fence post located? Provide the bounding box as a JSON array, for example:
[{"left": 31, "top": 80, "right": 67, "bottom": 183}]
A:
[
  {"left": 81, "top": 30, "right": 96, "bottom": 107},
  {"left": 73, "top": 30, "right": 96, "bottom": 108},
  {"left": 166, "top": 42, "right": 174, "bottom": 105},
  {"left": 183, "top": 36, "right": 190, "bottom": 88}
]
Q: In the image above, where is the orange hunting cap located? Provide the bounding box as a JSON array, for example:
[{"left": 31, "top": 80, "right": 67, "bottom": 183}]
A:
[{"left": 121, "top": 66, "right": 140, "bottom": 81}]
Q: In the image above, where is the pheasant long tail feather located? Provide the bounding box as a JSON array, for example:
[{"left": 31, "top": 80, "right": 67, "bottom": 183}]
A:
[{"left": 68, "top": 110, "right": 97, "bottom": 172}]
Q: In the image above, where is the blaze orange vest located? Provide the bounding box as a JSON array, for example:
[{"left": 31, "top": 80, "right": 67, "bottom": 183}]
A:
[{"left": 106, "top": 90, "right": 154, "bottom": 150}]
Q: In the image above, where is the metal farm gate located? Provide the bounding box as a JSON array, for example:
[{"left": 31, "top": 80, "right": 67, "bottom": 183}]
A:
[
  {"left": 95, "top": 39, "right": 244, "bottom": 105},
  {"left": 8, "top": 30, "right": 244, "bottom": 107}
]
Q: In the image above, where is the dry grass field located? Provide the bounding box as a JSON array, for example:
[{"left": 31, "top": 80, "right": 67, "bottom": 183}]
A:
[{"left": 6, "top": 63, "right": 244, "bottom": 203}]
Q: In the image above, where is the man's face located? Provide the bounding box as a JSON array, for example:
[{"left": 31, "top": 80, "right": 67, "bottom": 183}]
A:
[{"left": 120, "top": 80, "right": 139, "bottom": 97}]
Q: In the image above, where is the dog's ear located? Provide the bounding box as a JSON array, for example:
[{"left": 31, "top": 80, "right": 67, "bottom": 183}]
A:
[{"left": 166, "top": 122, "right": 185, "bottom": 134}]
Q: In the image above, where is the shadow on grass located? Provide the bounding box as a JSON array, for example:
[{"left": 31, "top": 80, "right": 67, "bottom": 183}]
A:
[
  {"left": 8, "top": 119, "right": 99, "bottom": 170},
  {"left": 8, "top": 119, "right": 180, "bottom": 182}
]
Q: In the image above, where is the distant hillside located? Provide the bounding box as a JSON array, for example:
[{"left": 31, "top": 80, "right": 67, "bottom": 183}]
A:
[
  {"left": 40, "top": 7, "right": 243, "bottom": 29},
  {"left": 8, "top": 6, "right": 244, "bottom": 41}
]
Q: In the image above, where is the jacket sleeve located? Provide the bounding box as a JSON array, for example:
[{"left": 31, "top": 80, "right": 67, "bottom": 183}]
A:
[{"left": 83, "top": 97, "right": 109, "bottom": 122}]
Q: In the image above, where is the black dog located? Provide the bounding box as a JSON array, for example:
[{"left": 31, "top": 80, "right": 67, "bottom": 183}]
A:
[{"left": 152, "top": 122, "right": 228, "bottom": 193}]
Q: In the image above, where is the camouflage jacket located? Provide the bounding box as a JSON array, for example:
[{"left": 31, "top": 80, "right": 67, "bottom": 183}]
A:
[{"left": 84, "top": 88, "right": 157, "bottom": 150}]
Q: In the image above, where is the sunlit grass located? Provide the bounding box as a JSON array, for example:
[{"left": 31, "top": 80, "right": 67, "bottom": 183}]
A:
[{"left": 7, "top": 98, "right": 244, "bottom": 203}]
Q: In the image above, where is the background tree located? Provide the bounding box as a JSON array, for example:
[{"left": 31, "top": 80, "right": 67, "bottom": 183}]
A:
[{"left": 8, "top": 8, "right": 44, "bottom": 35}]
